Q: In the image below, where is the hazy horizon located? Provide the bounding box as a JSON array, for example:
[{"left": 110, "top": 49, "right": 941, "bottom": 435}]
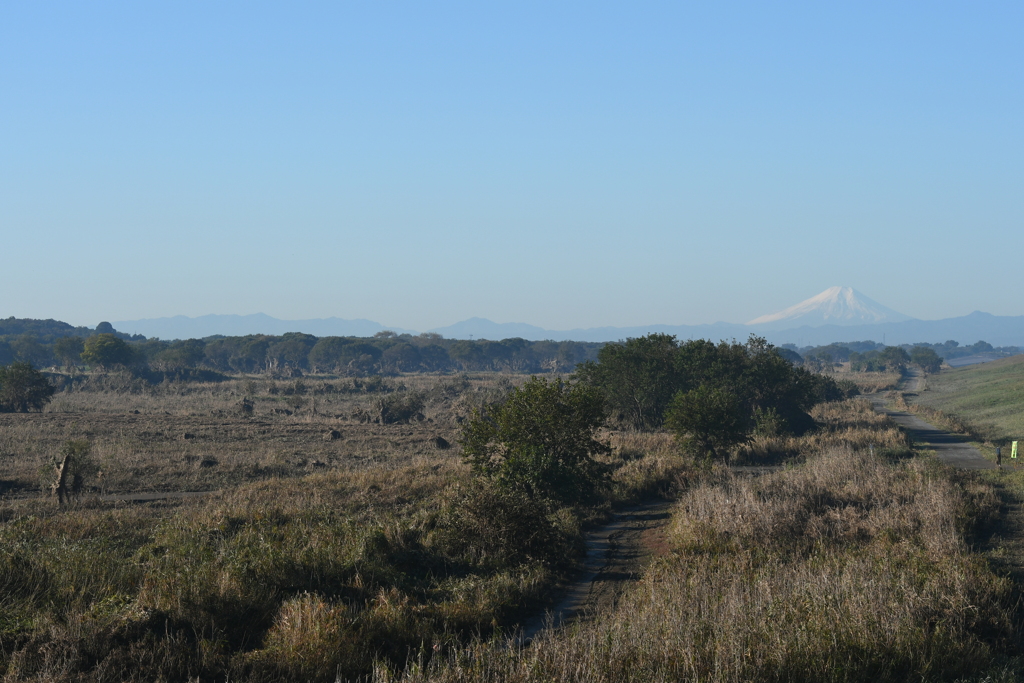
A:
[{"left": 4, "top": 3, "right": 1022, "bottom": 329}]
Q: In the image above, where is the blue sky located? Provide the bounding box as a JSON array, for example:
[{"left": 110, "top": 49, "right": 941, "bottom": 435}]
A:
[{"left": 3, "top": 2, "right": 1022, "bottom": 331}]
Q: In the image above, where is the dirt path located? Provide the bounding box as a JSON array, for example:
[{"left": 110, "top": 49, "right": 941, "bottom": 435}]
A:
[
  {"left": 517, "top": 500, "right": 673, "bottom": 642},
  {"left": 867, "top": 368, "right": 994, "bottom": 470}
]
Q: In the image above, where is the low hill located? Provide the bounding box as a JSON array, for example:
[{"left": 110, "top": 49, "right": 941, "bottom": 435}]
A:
[
  {"left": 0, "top": 317, "right": 92, "bottom": 342},
  {"left": 913, "top": 354, "right": 1024, "bottom": 441}
]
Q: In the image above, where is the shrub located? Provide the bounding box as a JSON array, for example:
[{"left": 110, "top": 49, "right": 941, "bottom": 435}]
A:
[
  {"left": 373, "top": 392, "right": 426, "bottom": 424},
  {"left": 433, "top": 481, "right": 573, "bottom": 569},
  {"left": 460, "top": 377, "right": 611, "bottom": 506},
  {"left": 911, "top": 346, "right": 944, "bottom": 374},
  {"left": 49, "top": 439, "right": 98, "bottom": 504},
  {"left": 0, "top": 362, "right": 55, "bottom": 412},
  {"left": 664, "top": 385, "right": 747, "bottom": 462}
]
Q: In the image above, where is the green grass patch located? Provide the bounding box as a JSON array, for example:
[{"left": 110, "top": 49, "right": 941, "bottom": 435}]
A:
[{"left": 913, "top": 356, "right": 1024, "bottom": 444}]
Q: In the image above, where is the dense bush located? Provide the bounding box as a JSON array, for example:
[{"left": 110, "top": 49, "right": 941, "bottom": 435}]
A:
[
  {"left": 460, "top": 377, "right": 612, "bottom": 506},
  {"left": 577, "top": 334, "right": 845, "bottom": 442},
  {"left": 910, "top": 346, "right": 944, "bottom": 373},
  {"left": 664, "top": 385, "right": 746, "bottom": 461},
  {"left": 434, "top": 481, "right": 576, "bottom": 569},
  {"left": 372, "top": 392, "right": 426, "bottom": 424},
  {"left": 0, "top": 362, "right": 54, "bottom": 412}
]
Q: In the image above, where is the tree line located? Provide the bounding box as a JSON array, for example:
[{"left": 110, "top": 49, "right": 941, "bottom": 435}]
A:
[
  {"left": 4, "top": 316, "right": 1017, "bottom": 381},
  {"left": 797, "top": 339, "right": 1018, "bottom": 373},
  {"left": 0, "top": 324, "right": 603, "bottom": 376}
]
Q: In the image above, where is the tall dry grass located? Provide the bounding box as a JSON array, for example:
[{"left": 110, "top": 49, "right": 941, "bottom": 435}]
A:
[
  {"left": 605, "top": 430, "right": 688, "bottom": 502},
  {"left": 835, "top": 370, "right": 903, "bottom": 394},
  {"left": 736, "top": 398, "right": 912, "bottom": 464},
  {"left": 0, "top": 371, "right": 690, "bottom": 682},
  {"left": 0, "top": 459, "right": 564, "bottom": 681},
  {"left": 377, "top": 446, "right": 1017, "bottom": 683}
]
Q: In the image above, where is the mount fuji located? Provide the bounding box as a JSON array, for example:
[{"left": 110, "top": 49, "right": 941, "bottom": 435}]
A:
[{"left": 746, "top": 287, "right": 915, "bottom": 331}]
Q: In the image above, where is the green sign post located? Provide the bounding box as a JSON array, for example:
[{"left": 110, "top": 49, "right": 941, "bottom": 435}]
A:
[{"left": 1013, "top": 441, "right": 1019, "bottom": 459}]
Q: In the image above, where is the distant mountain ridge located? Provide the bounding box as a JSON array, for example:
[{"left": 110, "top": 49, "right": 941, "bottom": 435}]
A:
[{"left": 109, "top": 295, "right": 1024, "bottom": 347}]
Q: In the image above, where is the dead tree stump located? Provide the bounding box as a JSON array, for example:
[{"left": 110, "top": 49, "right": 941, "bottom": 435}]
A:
[{"left": 52, "top": 453, "right": 72, "bottom": 506}]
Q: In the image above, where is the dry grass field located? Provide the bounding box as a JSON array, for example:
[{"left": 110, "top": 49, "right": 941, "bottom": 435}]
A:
[
  {"left": 379, "top": 429, "right": 1020, "bottom": 683},
  {"left": 0, "top": 371, "right": 689, "bottom": 682},
  {"left": 0, "top": 374, "right": 522, "bottom": 496},
  {"left": 2, "top": 372, "right": 1022, "bottom": 682},
  {"left": 831, "top": 368, "right": 902, "bottom": 394}
]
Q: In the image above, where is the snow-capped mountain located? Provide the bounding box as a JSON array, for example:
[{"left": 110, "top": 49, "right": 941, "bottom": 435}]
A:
[{"left": 747, "top": 286, "right": 915, "bottom": 329}]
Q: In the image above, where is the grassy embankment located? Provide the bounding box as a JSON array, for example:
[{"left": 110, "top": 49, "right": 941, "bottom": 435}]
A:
[
  {"left": 380, "top": 399, "right": 1022, "bottom": 683},
  {"left": 902, "top": 355, "right": 1024, "bottom": 589},
  {"left": 908, "top": 355, "right": 1024, "bottom": 452}
]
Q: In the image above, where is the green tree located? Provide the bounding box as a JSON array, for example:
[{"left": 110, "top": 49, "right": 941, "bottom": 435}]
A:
[
  {"left": 308, "top": 337, "right": 350, "bottom": 373},
  {"left": 910, "top": 347, "right": 943, "bottom": 374},
  {"left": 459, "top": 376, "right": 611, "bottom": 505},
  {"left": 417, "top": 344, "right": 451, "bottom": 372},
  {"left": 53, "top": 336, "right": 85, "bottom": 371},
  {"left": 449, "top": 340, "right": 488, "bottom": 371},
  {"left": 380, "top": 343, "right": 422, "bottom": 373},
  {"left": 10, "top": 335, "right": 50, "bottom": 367},
  {"left": 575, "top": 333, "right": 681, "bottom": 430},
  {"left": 0, "top": 362, "right": 56, "bottom": 412},
  {"left": 664, "top": 384, "right": 747, "bottom": 463},
  {"left": 579, "top": 333, "right": 843, "bottom": 437},
  {"left": 267, "top": 333, "right": 317, "bottom": 372},
  {"left": 876, "top": 346, "right": 911, "bottom": 372},
  {"left": 153, "top": 339, "right": 206, "bottom": 370},
  {"left": 81, "top": 333, "right": 135, "bottom": 369}
]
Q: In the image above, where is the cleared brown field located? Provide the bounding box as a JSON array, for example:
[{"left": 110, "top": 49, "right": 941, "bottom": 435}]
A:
[{"left": 0, "top": 374, "right": 517, "bottom": 496}]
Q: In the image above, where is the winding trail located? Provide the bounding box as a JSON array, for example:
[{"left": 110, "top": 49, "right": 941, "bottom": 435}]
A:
[
  {"left": 520, "top": 374, "right": 1005, "bottom": 644},
  {"left": 867, "top": 368, "right": 994, "bottom": 470},
  {"left": 517, "top": 500, "right": 673, "bottom": 642}
]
